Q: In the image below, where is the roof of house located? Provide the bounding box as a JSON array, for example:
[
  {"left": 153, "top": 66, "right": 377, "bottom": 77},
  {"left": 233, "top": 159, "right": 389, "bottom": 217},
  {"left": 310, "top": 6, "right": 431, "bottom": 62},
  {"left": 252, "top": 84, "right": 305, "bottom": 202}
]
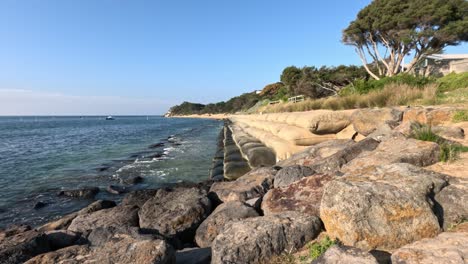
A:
[{"left": 426, "top": 54, "right": 468, "bottom": 60}]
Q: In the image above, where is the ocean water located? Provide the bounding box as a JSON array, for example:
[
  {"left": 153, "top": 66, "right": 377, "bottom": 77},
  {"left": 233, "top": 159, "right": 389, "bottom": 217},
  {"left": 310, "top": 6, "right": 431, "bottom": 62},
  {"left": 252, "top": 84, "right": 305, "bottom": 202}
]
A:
[{"left": 0, "top": 116, "right": 223, "bottom": 229}]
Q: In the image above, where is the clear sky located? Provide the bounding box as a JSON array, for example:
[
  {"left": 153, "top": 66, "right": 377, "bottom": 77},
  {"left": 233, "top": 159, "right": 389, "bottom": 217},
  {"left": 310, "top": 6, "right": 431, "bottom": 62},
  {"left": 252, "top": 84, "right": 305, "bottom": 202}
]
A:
[{"left": 1, "top": 0, "right": 466, "bottom": 115}]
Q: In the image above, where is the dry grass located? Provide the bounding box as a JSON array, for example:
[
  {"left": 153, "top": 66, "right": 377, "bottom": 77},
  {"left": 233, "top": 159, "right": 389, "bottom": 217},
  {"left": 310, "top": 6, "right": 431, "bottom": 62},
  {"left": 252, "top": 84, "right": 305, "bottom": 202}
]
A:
[{"left": 259, "top": 83, "right": 438, "bottom": 113}]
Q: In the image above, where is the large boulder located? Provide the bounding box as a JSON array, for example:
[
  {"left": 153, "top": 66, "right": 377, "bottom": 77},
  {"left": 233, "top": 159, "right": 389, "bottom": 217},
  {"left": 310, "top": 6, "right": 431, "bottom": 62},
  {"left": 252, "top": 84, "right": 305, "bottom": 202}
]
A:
[
  {"left": 307, "top": 138, "right": 380, "bottom": 174},
  {"left": 0, "top": 228, "right": 50, "bottom": 264},
  {"left": 321, "top": 163, "right": 448, "bottom": 251},
  {"left": 273, "top": 165, "right": 315, "bottom": 188},
  {"left": 25, "top": 237, "right": 175, "bottom": 264},
  {"left": 341, "top": 138, "right": 440, "bottom": 173},
  {"left": 211, "top": 212, "right": 322, "bottom": 264},
  {"left": 391, "top": 232, "right": 468, "bottom": 264},
  {"left": 262, "top": 174, "right": 333, "bottom": 216},
  {"left": 139, "top": 187, "right": 212, "bottom": 243},
  {"left": 121, "top": 189, "right": 159, "bottom": 208},
  {"left": 209, "top": 167, "right": 277, "bottom": 203},
  {"left": 277, "top": 139, "right": 356, "bottom": 167},
  {"left": 39, "top": 200, "right": 116, "bottom": 232},
  {"left": 312, "top": 245, "right": 379, "bottom": 264},
  {"left": 434, "top": 177, "right": 468, "bottom": 230},
  {"left": 195, "top": 202, "right": 258, "bottom": 248},
  {"left": 403, "top": 106, "right": 457, "bottom": 126},
  {"left": 67, "top": 205, "right": 139, "bottom": 233},
  {"left": 351, "top": 108, "right": 403, "bottom": 136}
]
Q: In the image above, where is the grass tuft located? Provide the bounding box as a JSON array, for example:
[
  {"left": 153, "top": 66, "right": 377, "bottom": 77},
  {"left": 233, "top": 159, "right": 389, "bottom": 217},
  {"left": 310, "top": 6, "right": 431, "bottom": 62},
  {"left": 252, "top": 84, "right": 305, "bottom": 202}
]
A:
[
  {"left": 452, "top": 110, "right": 468, "bottom": 123},
  {"left": 410, "top": 124, "right": 468, "bottom": 162},
  {"left": 307, "top": 236, "right": 336, "bottom": 261}
]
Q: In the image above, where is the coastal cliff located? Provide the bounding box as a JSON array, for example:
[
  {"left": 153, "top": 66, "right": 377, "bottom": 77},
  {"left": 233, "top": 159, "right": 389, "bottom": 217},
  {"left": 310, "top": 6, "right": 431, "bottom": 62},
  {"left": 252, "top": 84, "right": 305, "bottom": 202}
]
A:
[{"left": 1, "top": 106, "right": 468, "bottom": 264}]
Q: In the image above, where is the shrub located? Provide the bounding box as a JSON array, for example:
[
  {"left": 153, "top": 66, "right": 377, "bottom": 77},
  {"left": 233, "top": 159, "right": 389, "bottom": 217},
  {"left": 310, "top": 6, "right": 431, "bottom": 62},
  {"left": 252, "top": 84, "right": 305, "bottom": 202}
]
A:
[
  {"left": 349, "top": 74, "right": 434, "bottom": 94},
  {"left": 437, "top": 72, "right": 468, "bottom": 92}
]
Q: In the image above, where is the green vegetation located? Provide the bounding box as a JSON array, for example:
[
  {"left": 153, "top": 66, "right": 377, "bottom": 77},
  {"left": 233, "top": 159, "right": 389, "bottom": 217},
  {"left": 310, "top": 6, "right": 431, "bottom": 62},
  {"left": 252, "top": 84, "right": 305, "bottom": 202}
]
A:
[
  {"left": 340, "top": 74, "right": 434, "bottom": 95},
  {"left": 343, "top": 0, "right": 468, "bottom": 79},
  {"left": 410, "top": 124, "right": 468, "bottom": 162},
  {"left": 453, "top": 110, "right": 468, "bottom": 122},
  {"left": 307, "top": 236, "right": 336, "bottom": 261},
  {"left": 437, "top": 72, "right": 468, "bottom": 92}
]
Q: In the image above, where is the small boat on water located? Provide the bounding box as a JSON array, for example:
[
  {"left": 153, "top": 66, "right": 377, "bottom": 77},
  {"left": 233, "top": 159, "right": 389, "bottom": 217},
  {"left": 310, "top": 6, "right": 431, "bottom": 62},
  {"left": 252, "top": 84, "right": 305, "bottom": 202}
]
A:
[{"left": 105, "top": 116, "right": 115, "bottom": 120}]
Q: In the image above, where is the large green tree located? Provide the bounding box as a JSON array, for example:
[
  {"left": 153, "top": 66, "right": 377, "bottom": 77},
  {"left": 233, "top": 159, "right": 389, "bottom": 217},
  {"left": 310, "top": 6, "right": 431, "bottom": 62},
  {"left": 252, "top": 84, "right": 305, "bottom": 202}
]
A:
[{"left": 343, "top": 0, "right": 468, "bottom": 79}]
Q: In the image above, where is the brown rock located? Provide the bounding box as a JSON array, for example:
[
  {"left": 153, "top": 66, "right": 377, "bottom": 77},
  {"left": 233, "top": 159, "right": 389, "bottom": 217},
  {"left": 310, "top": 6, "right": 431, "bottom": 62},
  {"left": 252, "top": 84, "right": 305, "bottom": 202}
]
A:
[
  {"left": 351, "top": 108, "right": 403, "bottom": 136},
  {"left": 321, "top": 163, "right": 448, "bottom": 251},
  {"left": 262, "top": 174, "right": 333, "bottom": 216},
  {"left": 195, "top": 202, "right": 259, "bottom": 248},
  {"left": 403, "top": 107, "right": 457, "bottom": 126},
  {"left": 209, "top": 167, "right": 277, "bottom": 203},
  {"left": 391, "top": 232, "right": 468, "bottom": 264}
]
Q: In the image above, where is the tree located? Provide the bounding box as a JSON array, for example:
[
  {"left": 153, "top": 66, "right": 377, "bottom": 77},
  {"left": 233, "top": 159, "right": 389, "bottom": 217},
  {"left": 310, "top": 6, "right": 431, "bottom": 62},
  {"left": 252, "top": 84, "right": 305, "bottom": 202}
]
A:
[
  {"left": 280, "top": 66, "right": 303, "bottom": 92},
  {"left": 343, "top": 0, "right": 468, "bottom": 79}
]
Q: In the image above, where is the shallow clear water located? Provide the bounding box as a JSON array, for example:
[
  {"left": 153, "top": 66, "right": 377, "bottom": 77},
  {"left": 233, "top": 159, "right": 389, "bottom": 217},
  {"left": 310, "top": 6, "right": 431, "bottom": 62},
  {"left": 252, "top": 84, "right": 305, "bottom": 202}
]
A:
[{"left": 0, "top": 116, "right": 222, "bottom": 229}]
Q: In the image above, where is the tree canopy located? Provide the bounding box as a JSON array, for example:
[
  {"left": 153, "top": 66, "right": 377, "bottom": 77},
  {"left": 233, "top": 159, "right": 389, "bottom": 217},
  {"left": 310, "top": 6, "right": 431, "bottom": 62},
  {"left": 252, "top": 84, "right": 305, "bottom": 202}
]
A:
[{"left": 343, "top": 0, "right": 468, "bottom": 79}]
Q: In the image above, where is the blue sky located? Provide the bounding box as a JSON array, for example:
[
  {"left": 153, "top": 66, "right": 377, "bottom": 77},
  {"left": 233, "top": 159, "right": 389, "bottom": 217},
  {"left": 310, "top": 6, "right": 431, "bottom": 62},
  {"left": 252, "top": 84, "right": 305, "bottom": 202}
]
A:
[{"left": 0, "top": 0, "right": 466, "bottom": 115}]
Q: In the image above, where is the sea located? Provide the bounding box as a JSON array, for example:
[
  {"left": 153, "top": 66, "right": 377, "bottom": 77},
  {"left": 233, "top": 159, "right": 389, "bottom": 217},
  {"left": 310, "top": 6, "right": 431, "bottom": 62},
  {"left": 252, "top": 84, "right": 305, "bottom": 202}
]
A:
[{"left": 0, "top": 116, "right": 223, "bottom": 229}]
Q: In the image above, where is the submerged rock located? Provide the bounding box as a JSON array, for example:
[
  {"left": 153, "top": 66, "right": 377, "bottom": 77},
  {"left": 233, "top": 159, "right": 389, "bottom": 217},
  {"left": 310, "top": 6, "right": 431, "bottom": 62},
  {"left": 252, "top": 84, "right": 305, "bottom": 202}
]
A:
[
  {"left": 57, "top": 187, "right": 100, "bottom": 199},
  {"left": 195, "top": 201, "right": 259, "bottom": 248},
  {"left": 139, "top": 187, "right": 212, "bottom": 243},
  {"left": 321, "top": 163, "right": 448, "bottom": 251},
  {"left": 211, "top": 212, "right": 322, "bottom": 264}
]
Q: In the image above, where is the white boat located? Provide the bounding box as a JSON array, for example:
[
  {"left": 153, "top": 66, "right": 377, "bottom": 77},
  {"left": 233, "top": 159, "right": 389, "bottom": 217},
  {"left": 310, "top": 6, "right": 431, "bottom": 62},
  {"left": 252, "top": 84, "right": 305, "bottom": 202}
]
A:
[{"left": 105, "top": 116, "right": 115, "bottom": 120}]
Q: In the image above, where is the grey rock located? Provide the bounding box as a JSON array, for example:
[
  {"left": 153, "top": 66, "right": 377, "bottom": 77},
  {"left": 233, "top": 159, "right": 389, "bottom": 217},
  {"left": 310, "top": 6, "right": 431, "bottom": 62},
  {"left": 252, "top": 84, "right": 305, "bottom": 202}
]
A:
[
  {"left": 38, "top": 200, "right": 116, "bottom": 232},
  {"left": 68, "top": 205, "right": 139, "bottom": 233},
  {"left": 273, "top": 165, "right": 315, "bottom": 188},
  {"left": 312, "top": 245, "right": 379, "bottom": 264},
  {"left": 341, "top": 138, "right": 440, "bottom": 173},
  {"left": 209, "top": 167, "right": 277, "bottom": 203},
  {"left": 121, "top": 189, "right": 159, "bottom": 208},
  {"left": 435, "top": 177, "right": 468, "bottom": 230},
  {"left": 195, "top": 201, "right": 259, "bottom": 248},
  {"left": 139, "top": 187, "right": 212, "bottom": 243},
  {"left": 211, "top": 212, "right": 322, "bottom": 264}
]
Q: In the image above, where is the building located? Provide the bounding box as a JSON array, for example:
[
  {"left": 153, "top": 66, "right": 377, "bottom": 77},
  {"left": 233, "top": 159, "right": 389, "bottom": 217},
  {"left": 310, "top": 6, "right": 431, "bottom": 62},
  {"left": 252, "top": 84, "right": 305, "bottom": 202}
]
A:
[{"left": 413, "top": 54, "right": 468, "bottom": 76}]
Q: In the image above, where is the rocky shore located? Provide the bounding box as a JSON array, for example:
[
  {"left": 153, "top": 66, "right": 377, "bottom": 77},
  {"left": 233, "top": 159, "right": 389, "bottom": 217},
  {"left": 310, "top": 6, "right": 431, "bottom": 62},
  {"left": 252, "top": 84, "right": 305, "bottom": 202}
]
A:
[{"left": 1, "top": 106, "right": 467, "bottom": 264}]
